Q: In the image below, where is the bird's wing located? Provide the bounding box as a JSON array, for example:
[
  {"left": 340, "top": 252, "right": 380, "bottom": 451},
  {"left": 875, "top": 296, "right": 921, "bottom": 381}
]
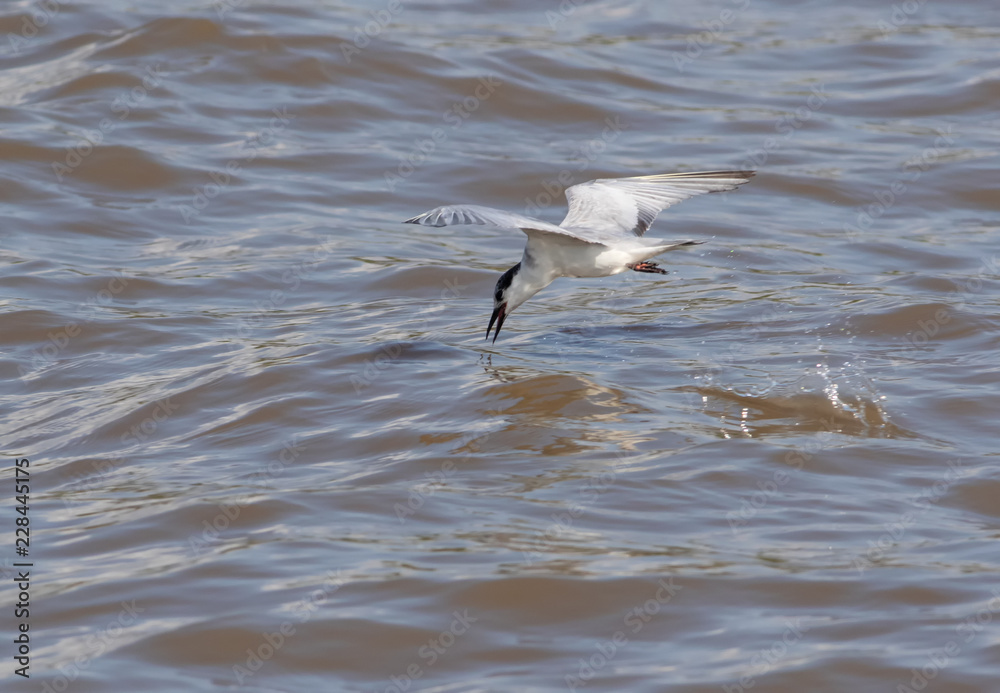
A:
[
  {"left": 405, "top": 204, "right": 603, "bottom": 245},
  {"left": 560, "top": 170, "right": 755, "bottom": 237}
]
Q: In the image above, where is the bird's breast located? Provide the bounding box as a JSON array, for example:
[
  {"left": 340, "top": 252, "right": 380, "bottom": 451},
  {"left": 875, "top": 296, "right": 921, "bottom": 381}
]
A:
[{"left": 534, "top": 244, "right": 610, "bottom": 278}]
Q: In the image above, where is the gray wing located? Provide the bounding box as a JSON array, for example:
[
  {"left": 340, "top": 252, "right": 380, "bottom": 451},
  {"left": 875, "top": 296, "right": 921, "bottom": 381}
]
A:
[
  {"left": 405, "top": 204, "right": 602, "bottom": 245},
  {"left": 560, "top": 170, "right": 755, "bottom": 237}
]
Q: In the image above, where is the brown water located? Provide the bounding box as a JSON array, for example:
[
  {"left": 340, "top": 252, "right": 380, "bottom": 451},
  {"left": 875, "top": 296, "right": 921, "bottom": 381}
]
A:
[{"left": 3, "top": 1, "right": 1000, "bottom": 691}]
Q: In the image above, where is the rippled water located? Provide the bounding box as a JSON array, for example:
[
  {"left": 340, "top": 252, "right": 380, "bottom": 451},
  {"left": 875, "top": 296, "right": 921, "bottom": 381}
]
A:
[{"left": 3, "top": 1, "right": 1000, "bottom": 691}]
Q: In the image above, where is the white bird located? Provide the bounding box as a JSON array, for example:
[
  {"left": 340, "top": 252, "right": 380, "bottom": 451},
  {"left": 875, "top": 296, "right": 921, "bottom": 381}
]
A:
[{"left": 405, "top": 170, "right": 754, "bottom": 342}]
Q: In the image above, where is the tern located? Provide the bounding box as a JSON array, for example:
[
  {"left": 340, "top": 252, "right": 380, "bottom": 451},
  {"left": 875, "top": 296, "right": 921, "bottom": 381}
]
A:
[{"left": 405, "top": 170, "right": 754, "bottom": 342}]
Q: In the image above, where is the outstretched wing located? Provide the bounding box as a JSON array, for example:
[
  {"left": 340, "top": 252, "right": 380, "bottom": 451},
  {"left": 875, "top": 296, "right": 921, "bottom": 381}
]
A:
[
  {"left": 405, "top": 204, "right": 602, "bottom": 245},
  {"left": 560, "top": 170, "right": 755, "bottom": 237}
]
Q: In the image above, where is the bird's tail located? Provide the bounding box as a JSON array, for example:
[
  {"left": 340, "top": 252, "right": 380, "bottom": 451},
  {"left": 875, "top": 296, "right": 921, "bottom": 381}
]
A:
[{"left": 640, "top": 239, "right": 704, "bottom": 259}]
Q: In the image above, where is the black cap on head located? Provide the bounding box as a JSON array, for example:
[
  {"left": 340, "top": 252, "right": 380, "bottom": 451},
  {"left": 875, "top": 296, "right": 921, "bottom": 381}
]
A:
[
  {"left": 494, "top": 262, "right": 520, "bottom": 304},
  {"left": 487, "top": 262, "right": 520, "bottom": 343}
]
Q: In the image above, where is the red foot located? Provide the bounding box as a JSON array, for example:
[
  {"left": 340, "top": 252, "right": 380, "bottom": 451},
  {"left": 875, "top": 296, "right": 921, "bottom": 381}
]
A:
[{"left": 630, "top": 261, "right": 668, "bottom": 275}]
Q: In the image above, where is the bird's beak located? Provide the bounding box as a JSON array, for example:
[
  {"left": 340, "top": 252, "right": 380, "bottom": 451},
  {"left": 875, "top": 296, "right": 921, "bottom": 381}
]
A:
[{"left": 487, "top": 303, "right": 507, "bottom": 344}]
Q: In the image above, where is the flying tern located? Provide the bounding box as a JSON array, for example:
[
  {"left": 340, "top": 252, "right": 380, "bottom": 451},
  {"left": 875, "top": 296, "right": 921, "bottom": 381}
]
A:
[{"left": 405, "top": 170, "right": 754, "bottom": 342}]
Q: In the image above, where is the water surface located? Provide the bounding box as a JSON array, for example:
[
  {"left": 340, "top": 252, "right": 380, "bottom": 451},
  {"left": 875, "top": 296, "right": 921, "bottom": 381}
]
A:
[{"left": 2, "top": 1, "right": 999, "bottom": 691}]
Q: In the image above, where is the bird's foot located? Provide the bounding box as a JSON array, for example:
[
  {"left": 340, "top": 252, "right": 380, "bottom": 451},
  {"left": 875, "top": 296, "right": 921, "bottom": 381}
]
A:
[{"left": 629, "top": 261, "right": 668, "bottom": 275}]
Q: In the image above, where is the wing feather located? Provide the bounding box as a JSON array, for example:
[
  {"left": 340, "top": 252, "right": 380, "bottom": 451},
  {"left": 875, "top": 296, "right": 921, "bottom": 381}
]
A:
[
  {"left": 560, "top": 170, "right": 754, "bottom": 237},
  {"left": 404, "top": 204, "right": 602, "bottom": 245}
]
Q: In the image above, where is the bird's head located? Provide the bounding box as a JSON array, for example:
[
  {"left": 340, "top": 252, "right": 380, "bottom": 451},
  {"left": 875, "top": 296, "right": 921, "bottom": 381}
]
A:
[{"left": 487, "top": 262, "right": 523, "bottom": 343}]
